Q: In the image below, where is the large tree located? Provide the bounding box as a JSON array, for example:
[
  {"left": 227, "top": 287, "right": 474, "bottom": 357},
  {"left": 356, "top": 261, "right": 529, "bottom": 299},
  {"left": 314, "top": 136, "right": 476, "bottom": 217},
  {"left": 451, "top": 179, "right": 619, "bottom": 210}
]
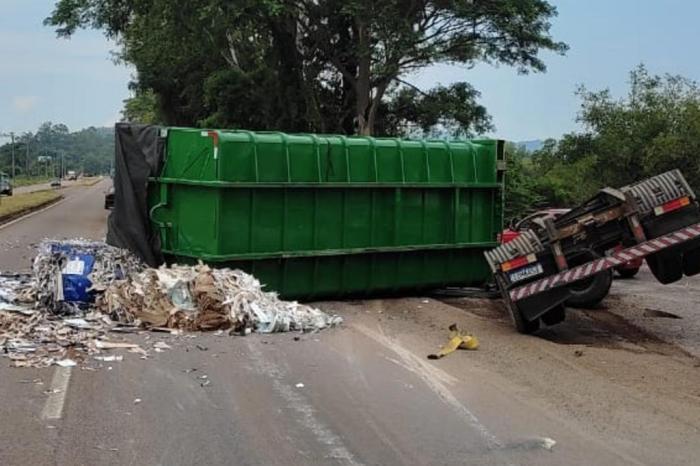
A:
[{"left": 47, "top": 0, "right": 566, "bottom": 135}]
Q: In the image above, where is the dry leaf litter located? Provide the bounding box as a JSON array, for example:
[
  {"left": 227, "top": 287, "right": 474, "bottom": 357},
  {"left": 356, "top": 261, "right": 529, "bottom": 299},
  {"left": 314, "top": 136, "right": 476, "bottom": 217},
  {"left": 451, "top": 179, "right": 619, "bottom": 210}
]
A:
[{"left": 1, "top": 240, "right": 341, "bottom": 368}]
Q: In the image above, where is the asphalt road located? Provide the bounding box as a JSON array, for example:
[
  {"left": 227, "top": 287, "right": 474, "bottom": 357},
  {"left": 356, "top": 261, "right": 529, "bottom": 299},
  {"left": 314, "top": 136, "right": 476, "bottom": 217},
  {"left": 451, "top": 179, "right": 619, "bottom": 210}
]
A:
[
  {"left": 0, "top": 179, "right": 109, "bottom": 272},
  {"left": 1, "top": 179, "right": 699, "bottom": 465}
]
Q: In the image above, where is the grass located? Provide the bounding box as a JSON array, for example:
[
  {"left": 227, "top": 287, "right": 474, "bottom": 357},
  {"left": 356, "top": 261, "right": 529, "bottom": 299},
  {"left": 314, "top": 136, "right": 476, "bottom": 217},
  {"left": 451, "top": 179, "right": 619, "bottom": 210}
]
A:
[
  {"left": 76, "top": 176, "right": 103, "bottom": 186},
  {"left": 10, "top": 176, "right": 53, "bottom": 188},
  {"left": 0, "top": 190, "right": 62, "bottom": 220}
]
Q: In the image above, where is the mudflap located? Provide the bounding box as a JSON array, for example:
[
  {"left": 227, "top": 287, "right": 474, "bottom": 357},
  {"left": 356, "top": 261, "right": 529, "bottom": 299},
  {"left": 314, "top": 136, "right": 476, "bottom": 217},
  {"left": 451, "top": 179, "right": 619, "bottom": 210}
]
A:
[
  {"left": 516, "top": 287, "right": 571, "bottom": 322},
  {"left": 644, "top": 207, "right": 700, "bottom": 282},
  {"left": 496, "top": 274, "right": 572, "bottom": 334}
]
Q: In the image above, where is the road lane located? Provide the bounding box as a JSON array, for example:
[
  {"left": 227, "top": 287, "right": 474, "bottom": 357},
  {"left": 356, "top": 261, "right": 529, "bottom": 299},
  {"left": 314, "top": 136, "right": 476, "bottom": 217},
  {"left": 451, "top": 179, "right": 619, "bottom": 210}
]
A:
[
  {"left": 1, "top": 176, "right": 699, "bottom": 465},
  {"left": 0, "top": 178, "right": 110, "bottom": 271}
]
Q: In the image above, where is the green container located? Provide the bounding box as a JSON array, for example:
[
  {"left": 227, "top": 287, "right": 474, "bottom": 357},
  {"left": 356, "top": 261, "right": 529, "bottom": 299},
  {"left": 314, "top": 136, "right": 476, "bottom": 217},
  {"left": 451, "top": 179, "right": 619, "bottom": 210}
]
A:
[{"left": 148, "top": 128, "right": 505, "bottom": 299}]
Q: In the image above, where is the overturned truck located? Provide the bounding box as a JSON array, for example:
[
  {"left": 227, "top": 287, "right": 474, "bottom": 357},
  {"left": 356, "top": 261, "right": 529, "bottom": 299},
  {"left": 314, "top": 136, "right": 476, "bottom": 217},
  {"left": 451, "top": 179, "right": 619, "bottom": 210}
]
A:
[
  {"left": 485, "top": 169, "right": 700, "bottom": 333},
  {"left": 107, "top": 124, "right": 506, "bottom": 300}
]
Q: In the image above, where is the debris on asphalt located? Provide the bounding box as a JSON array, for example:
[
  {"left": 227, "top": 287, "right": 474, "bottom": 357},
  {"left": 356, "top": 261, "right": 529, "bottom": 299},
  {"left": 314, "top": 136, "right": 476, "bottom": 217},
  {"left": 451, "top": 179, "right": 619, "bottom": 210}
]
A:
[
  {"left": 0, "top": 241, "right": 341, "bottom": 369},
  {"left": 94, "top": 355, "right": 124, "bottom": 362},
  {"left": 295, "top": 383, "right": 305, "bottom": 388},
  {"left": 153, "top": 341, "right": 171, "bottom": 350},
  {"left": 427, "top": 324, "right": 479, "bottom": 360},
  {"left": 55, "top": 359, "right": 77, "bottom": 367},
  {"left": 31, "top": 239, "right": 143, "bottom": 315},
  {"left": 98, "top": 263, "right": 342, "bottom": 334},
  {"left": 133, "top": 398, "right": 142, "bottom": 404}
]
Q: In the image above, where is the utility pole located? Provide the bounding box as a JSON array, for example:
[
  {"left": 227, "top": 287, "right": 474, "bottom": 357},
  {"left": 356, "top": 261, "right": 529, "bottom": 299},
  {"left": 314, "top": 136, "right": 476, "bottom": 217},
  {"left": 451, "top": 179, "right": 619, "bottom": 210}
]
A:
[
  {"left": 25, "top": 134, "right": 30, "bottom": 177},
  {"left": 10, "top": 132, "right": 15, "bottom": 179}
]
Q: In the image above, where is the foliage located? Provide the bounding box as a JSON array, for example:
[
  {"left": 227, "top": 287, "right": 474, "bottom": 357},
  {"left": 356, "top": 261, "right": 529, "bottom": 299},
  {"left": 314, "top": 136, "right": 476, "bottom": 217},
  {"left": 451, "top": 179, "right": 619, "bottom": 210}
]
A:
[
  {"left": 46, "top": 0, "right": 566, "bottom": 135},
  {"left": 503, "top": 143, "right": 545, "bottom": 224},
  {"left": 0, "top": 123, "right": 114, "bottom": 178},
  {"left": 507, "top": 65, "right": 700, "bottom": 221}
]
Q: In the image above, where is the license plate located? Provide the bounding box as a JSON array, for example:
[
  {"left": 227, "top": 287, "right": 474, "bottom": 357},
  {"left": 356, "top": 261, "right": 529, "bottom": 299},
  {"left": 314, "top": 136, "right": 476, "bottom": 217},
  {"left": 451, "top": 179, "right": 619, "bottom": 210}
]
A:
[{"left": 508, "top": 263, "right": 544, "bottom": 283}]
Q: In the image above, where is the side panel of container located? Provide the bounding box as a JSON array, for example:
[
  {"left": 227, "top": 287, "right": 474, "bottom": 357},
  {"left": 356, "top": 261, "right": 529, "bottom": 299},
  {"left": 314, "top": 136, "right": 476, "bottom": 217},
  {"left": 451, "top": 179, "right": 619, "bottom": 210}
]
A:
[{"left": 149, "top": 129, "right": 504, "bottom": 299}]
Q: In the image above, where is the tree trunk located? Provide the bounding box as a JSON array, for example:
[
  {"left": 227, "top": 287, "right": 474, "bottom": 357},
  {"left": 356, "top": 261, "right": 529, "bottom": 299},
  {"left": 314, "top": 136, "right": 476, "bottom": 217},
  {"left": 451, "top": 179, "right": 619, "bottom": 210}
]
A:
[{"left": 355, "top": 20, "right": 372, "bottom": 135}]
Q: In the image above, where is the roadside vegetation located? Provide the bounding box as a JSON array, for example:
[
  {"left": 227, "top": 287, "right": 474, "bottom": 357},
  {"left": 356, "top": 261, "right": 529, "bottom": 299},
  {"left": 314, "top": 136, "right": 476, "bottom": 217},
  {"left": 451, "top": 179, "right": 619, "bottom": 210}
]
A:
[
  {"left": 505, "top": 65, "right": 700, "bottom": 222},
  {"left": 0, "top": 124, "right": 113, "bottom": 180},
  {"left": 0, "top": 190, "right": 62, "bottom": 221},
  {"left": 11, "top": 176, "right": 53, "bottom": 188}
]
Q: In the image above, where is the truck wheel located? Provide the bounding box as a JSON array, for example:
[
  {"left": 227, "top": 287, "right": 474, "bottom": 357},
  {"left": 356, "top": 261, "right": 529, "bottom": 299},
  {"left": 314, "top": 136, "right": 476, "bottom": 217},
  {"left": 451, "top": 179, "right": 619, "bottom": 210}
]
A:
[
  {"left": 541, "top": 305, "right": 566, "bottom": 326},
  {"left": 616, "top": 266, "right": 640, "bottom": 279},
  {"left": 647, "top": 251, "right": 683, "bottom": 284},
  {"left": 506, "top": 302, "right": 540, "bottom": 334},
  {"left": 683, "top": 248, "right": 700, "bottom": 277},
  {"left": 565, "top": 251, "right": 613, "bottom": 308}
]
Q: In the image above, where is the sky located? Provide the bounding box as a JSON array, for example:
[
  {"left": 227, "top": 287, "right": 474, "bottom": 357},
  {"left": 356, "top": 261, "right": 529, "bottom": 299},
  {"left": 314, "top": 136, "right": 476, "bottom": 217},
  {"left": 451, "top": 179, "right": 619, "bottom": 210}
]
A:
[{"left": 2, "top": 0, "right": 700, "bottom": 141}]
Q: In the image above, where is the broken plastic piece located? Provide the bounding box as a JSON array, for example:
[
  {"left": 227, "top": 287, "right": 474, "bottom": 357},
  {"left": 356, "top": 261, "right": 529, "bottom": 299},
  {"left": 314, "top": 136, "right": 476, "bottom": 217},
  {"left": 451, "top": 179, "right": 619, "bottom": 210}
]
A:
[{"left": 427, "top": 324, "right": 479, "bottom": 360}]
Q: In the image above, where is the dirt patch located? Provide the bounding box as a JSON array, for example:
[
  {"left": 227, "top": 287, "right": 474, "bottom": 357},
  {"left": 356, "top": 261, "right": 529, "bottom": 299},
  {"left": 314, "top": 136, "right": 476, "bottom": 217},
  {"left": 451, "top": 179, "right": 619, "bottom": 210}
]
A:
[{"left": 318, "top": 295, "right": 700, "bottom": 465}]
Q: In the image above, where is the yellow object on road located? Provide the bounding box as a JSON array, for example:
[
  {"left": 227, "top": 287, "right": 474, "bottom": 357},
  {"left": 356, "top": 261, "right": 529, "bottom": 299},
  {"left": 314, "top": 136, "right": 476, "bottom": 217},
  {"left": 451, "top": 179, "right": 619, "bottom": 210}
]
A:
[{"left": 427, "top": 324, "right": 479, "bottom": 359}]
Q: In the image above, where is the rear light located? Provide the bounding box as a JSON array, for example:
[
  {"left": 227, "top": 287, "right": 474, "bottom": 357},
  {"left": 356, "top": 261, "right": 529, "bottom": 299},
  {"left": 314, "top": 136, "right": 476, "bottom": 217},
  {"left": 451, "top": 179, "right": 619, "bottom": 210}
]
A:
[
  {"left": 654, "top": 196, "right": 690, "bottom": 216},
  {"left": 501, "top": 254, "right": 537, "bottom": 272}
]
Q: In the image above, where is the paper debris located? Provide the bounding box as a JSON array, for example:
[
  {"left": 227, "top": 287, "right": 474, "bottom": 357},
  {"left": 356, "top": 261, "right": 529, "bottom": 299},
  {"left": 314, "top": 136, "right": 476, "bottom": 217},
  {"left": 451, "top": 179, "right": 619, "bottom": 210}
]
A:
[
  {"left": 94, "top": 355, "right": 123, "bottom": 362},
  {"left": 98, "top": 263, "right": 342, "bottom": 334},
  {"left": 55, "top": 359, "right": 77, "bottom": 367},
  {"left": 95, "top": 340, "right": 139, "bottom": 350}
]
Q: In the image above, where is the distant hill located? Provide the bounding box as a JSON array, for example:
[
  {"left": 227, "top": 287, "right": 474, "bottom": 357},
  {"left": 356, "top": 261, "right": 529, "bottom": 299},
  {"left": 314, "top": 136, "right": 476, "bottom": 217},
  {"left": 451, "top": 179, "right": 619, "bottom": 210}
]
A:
[{"left": 516, "top": 140, "right": 545, "bottom": 152}]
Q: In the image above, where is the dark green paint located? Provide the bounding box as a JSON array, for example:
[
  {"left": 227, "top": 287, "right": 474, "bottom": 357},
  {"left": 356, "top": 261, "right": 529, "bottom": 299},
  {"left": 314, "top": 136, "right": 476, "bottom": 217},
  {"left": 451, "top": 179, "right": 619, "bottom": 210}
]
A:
[{"left": 149, "top": 128, "right": 505, "bottom": 299}]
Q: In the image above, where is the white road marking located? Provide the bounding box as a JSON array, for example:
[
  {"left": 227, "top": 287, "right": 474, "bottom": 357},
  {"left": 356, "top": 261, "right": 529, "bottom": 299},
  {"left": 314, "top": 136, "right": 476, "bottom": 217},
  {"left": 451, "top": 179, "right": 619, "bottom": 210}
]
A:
[
  {"left": 354, "top": 324, "right": 503, "bottom": 450},
  {"left": 41, "top": 367, "right": 72, "bottom": 420},
  {"left": 246, "top": 341, "right": 361, "bottom": 465}
]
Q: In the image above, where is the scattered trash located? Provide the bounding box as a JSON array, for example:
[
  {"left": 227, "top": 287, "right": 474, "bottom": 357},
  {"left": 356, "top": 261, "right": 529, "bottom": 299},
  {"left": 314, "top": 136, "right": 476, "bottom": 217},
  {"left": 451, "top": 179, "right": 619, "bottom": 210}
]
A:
[
  {"left": 63, "top": 318, "right": 93, "bottom": 329},
  {"left": 55, "top": 359, "right": 77, "bottom": 367},
  {"left": 200, "top": 379, "right": 211, "bottom": 387},
  {"left": 98, "top": 263, "right": 342, "bottom": 334},
  {"left": 94, "top": 355, "right": 123, "bottom": 362},
  {"left": 295, "top": 383, "right": 305, "bottom": 388},
  {"left": 133, "top": 398, "right": 141, "bottom": 404},
  {"left": 31, "top": 239, "right": 142, "bottom": 315},
  {"left": 0, "top": 241, "right": 341, "bottom": 369},
  {"left": 153, "top": 341, "right": 171, "bottom": 350},
  {"left": 95, "top": 340, "right": 139, "bottom": 350},
  {"left": 427, "top": 324, "right": 479, "bottom": 360},
  {"left": 574, "top": 349, "right": 584, "bottom": 357}
]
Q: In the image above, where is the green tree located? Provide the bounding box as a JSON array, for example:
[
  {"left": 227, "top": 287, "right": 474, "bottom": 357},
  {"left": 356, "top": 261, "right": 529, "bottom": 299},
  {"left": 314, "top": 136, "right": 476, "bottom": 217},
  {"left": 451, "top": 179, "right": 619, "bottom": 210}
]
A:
[{"left": 46, "top": 0, "right": 567, "bottom": 135}]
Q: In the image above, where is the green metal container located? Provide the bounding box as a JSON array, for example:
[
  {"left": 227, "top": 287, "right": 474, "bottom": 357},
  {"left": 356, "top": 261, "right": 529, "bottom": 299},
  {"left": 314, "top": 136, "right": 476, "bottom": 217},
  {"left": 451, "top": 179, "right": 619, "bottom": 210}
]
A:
[{"left": 148, "top": 128, "right": 505, "bottom": 299}]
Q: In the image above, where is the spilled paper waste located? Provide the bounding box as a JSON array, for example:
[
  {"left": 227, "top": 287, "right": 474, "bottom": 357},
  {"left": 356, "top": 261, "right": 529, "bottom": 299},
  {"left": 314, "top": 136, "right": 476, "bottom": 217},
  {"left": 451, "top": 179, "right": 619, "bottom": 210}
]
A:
[
  {"left": 1, "top": 240, "right": 341, "bottom": 368},
  {"left": 98, "top": 263, "right": 342, "bottom": 334},
  {"left": 32, "top": 239, "right": 143, "bottom": 314}
]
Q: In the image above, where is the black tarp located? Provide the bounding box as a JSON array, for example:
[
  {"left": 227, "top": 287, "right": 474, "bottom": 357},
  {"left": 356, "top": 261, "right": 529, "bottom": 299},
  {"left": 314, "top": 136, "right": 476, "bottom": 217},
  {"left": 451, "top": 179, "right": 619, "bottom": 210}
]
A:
[{"left": 106, "top": 123, "right": 165, "bottom": 266}]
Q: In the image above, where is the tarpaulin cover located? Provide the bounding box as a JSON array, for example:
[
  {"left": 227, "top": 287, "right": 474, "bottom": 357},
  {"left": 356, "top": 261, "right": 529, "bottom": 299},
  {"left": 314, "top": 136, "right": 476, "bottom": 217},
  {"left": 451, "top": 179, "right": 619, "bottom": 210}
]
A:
[{"left": 106, "top": 123, "right": 165, "bottom": 266}]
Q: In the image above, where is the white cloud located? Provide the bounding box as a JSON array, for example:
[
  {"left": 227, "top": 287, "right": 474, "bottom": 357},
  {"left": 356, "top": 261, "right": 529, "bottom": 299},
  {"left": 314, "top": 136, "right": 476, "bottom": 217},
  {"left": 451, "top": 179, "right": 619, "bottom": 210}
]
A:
[{"left": 12, "top": 96, "right": 39, "bottom": 113}]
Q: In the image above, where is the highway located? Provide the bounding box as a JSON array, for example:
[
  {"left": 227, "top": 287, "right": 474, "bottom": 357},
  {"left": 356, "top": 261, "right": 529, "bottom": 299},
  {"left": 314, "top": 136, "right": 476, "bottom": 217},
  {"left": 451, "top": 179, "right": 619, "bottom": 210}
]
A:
[{"left": 1, "top": 179, "right": 699, "bottom": 465}]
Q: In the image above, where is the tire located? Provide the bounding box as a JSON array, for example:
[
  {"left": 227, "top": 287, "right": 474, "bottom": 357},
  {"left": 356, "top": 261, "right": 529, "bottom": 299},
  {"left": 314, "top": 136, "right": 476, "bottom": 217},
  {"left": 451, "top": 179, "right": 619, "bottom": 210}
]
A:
[
  {"left": 507, "top": 302, "right": 540, "bottom": 334},
  {"left": 565, "top": 251, "right": 613, "bottom": 308},
  {"left": 541, "top": 305, "right": 566, "bottom": 326},
  {"left": 647, "top": 251, "right": 683, "bottom": 284},
  {"left": 683, "top": 248, "right": 700, "bottom": 277},
  {"left": 616, "top": 266, "right": 640, "bottom": 279}
]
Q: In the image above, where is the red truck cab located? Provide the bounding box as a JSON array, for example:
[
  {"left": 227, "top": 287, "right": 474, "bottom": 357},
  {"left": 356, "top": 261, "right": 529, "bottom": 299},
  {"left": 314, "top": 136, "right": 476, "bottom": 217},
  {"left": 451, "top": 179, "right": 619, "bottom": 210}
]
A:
[{"left": 501, "top": 209, "right": 642, "bottom": 277}]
